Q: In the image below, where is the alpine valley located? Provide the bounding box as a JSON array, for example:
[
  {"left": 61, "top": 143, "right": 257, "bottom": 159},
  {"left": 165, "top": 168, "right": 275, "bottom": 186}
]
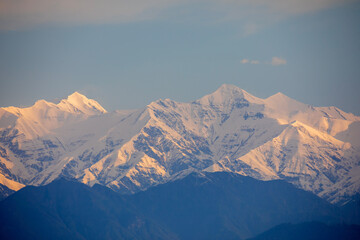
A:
[{"left": 1, "top": 84, "right": 360, "bottom": 206}]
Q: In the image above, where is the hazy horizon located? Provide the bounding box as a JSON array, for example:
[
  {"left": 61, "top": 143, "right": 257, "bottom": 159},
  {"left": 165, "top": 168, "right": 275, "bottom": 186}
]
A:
[{"left": 1, "top": 1, "right": 359, "bottom": 115}]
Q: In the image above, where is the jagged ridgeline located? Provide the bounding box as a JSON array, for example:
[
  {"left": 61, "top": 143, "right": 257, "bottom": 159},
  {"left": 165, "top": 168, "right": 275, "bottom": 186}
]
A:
[{"left": 0, "top": 84, "right": 360, "bottom": 204}]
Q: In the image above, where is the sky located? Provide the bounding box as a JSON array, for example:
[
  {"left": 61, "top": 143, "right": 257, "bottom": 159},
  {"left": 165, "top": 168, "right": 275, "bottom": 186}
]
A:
[{"left": 0, "top": 0, "right": 359, "bottom": 114}]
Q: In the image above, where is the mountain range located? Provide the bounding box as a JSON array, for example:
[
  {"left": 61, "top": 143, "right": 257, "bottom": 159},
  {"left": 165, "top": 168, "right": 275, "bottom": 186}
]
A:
[{"left": 1, "top": 84, "right": 359, "bottom": 204}]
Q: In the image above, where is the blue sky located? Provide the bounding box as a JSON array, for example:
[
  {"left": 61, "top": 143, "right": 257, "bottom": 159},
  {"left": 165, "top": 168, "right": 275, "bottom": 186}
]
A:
[{"left": 0, "top": 0, "right": 359, "bottom": 114}]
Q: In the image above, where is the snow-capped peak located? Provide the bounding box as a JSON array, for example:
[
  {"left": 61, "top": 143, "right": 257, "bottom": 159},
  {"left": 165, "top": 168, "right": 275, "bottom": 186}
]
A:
[
  {"left": 58, "top": 92, "right": 107, "bottom": 115},
  {"left": 33, "top": 99, "right": 55, "bottom": 108},
  {"left": 68, "top": 91, "right": 87, "bottom": 101},
  {"left": 197, "top": 84, "right": 263, "bottom": 106},
  {"left": 265, "top": 92, "right": 309, "bottom": 112},
  {"left": 0, "top": 92, "right": 107, "bottom": 139}
]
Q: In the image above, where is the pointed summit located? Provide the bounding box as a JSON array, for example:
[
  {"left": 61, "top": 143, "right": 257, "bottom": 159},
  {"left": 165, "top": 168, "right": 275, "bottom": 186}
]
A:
[
  {"left": 33, "top": 99, "right": 55, "bottom": 108},
  {"left": 58, "top": 91, "right": 107, "bottom": 115},
  {"left": 216, "top": 84, "right": 247, "bottom": 95},
  {"left": 66, "top": 91, "right": 92, "bottom": 107},
  {"left": 265, "top": 92, "right": 308, "bottom": 112},
  {"left": 266, "top": 92, "right": 296, "bottom": 103},
  {"left": 197, "top": 84, "right": 263, "bottom": 106},
  {"left": 67, "top": 91, "right": 87, "bottom": 100}
]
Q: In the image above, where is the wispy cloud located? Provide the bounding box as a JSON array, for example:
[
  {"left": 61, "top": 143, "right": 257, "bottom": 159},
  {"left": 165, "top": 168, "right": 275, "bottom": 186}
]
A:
[
  {"left": 241, "top": 58, "right": 262, "bottom": 65},
  {"left": 243, "top": 23, "right": 260, "bottom": 36},
  {"left": 210, "top": 0, "right": 354, "bottom": 17},
  {"left": 241, "top": 57, "right": 287, "bottom": 66},
  {"left": 241, "top": 59, "right": 250, "bottom": 64},
  {"left": 250, "top": 60, "right": 260, "bottom": 64},
  {"left": 271, "top": 57, "right": 287, "bottom": 66},
  {"left": 0, "top": 0, "right": 354, "bottom": 30},
  {"left": 0, "top": 0, "right": 181, "bottom": 30}
]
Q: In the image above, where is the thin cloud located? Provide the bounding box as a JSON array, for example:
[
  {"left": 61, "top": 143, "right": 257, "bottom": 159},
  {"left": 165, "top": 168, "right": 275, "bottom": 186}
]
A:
[
  {"left": 243, "top": 23, "right": 260, "bottom": 36},
  {"left": 241, "top": 59, "right": 260, "bottom": 64},
  {"left": 0, "top": 0, "right": 354, "bottom": 30},
  {"left": 0, "top": 0, "right": 181, "bottom": 30},
  {"left": 271, "top": 57, "right": 287, "bottom": 66},
  {"left": 210, "top": 0, "right": 354, "bottom": 17},
  {"left": 241, "top": 57, "right": 287, "bottom": 66}
]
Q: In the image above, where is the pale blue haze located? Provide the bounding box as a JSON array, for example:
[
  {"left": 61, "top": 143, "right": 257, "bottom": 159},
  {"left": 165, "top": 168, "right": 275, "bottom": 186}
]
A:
[{"left": 0, "top": 1, "right": 359, "bottom": 114}]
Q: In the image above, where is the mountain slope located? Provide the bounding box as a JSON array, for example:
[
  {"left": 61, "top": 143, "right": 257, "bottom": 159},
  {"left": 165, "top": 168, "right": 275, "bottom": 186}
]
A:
[
  {"left": 0, "top": 85, "right": 359, "bottom": 203},
  {"left": 130, "top": 172, "right": 341, "bottom": 239},
  {"left": 0, "top": 178, "right": 175, "bottom": 240},
  {"left": 248, "top": 222, "right": 360, "bottom": 240},
  {"left": 0, "top": 92, "right": 107, "bottom": 188},
  {"left": 0, "top": 172, "right": 347, "bottom": 240}
]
